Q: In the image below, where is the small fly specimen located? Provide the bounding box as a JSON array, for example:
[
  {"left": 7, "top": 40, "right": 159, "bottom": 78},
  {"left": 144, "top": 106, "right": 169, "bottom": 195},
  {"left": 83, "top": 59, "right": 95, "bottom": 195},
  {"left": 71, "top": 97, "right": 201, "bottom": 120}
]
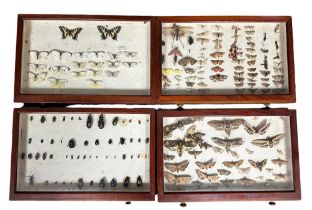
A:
[
  {"left": 164, "top": 160, "right": 189, "bottom": 173},
  {"left": 162, "top": 23, "right": 193, "bottom": 48},
  {"left": 251, "top": 134, "right": 285, "bottom": 148},
  {"left": 195, "top": 158, "right": 216, "bottom": 170},
  {"left": 195, "top": 169, "right": 219, "bottom": 182},
  {"left": 164, "top": 171, "right": 192, "bottom": 185},
  {"left": 208, "top": 118, "right": 244, "bottom": 136},
  {"left": 211, "top": 137, "right": 244, "bottom": 152},
  {"left": 248, "top": 159, "right": 267, "bottom": 171},
  {"left": 164, "top": 139, "right": 197, "bottom": 157},
  {"left": 243, "top": 119, "right": 271, "bottom": 135}
]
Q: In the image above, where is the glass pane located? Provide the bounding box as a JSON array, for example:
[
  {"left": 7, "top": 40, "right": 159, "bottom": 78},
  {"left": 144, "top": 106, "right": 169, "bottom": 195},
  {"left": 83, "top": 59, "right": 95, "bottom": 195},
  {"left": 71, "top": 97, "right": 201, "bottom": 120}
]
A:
[
  {"left": 163, "top": 115, "right": 294, "bottom": 192},
  {"left": 162, "top": 22, "right": 289, "bottom": 95},
  {"left": 16, "top": 113, "right": 151, "bottom": 192},
  {"left": 21, "top": 19, "right": 151, "bottom": 95}
]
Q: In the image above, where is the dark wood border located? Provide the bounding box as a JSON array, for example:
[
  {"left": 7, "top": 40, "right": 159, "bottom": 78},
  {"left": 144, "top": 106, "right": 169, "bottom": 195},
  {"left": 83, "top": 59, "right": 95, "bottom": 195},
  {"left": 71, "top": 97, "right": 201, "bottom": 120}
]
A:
[
  {"left": 157, "top": 108, "right": 301, "bottom": 202},
  {"left": 10, "top": 108, "right": 156, "bottom": 201},
  {"left": 14, "top": 14, "right": 157, "bottom": 104},
  {"left": 156, "top": 16, "right": 296, "bottom": 104}
]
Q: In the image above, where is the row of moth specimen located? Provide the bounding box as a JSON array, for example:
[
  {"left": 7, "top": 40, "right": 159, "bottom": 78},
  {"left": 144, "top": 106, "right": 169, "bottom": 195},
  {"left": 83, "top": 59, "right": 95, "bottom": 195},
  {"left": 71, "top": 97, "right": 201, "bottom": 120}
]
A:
[
  {"left": 161, "top": 22, "right": 289, "bottom": 95},
  {"left": 16, "top": 113, "right": 151, "bottom": 192},
  {"left": 163, "top": 116, "right": 294, "bottom": 192}
]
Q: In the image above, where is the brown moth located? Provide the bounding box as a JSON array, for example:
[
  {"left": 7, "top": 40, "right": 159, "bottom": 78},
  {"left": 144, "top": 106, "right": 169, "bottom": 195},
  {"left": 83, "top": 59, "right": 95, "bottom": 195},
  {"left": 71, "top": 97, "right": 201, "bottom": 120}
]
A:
[
  {"left": 251, "top": 134, "right": 285, "bottom": 148},
  {"left": 248, "top": 159, "right": 267, "bottom": 171},
  {"left": 217, "top": 169, "right": 231, "bottom": 176},
  {"left": 163, "top": 117, "right": 201, "bottom": 138},
  {"left": 211, "top": 137, "right": 244, "bottom": 152},
  {"left": 236, "top": 167, "right": 251, "bottom": 175},
  {"left": 220, "top": 179, "right": 234, "bottom": 187},
  {"left": 243, "top": 119, "right": 271, "bottom": 135},
  {"left": 164, "top": 154, "right": 175, "bottom": 161},
  {"left": 164, "top": 171, "right": 192, "bottom": 185},
  {"left": 164, "top": 160, "right": 189, "bottom": 173},
  {"left": 195, "top": 158, "right": 216, "bottom": 170},
  {"left": 188, "top": 150, "right": 202, "bottom": 159},
  {"left": 271, "top": 158, "right": 288, "bottom": 167},
  {"left": 273, "top": 173, "right": 288, "bottom": 180},
  {"left": 222, "top": 159, "right": 244, "bottom": 168},
  {"left": 164, "top": 139, "right": 197, "bottom": 157},
  {"left": 195, "top": 169, "right": 219, "bottom": 182},
  {"left": 208, "top": 118, "right": 244, "bottom": 136},
  {"left": 236, "top": 176, "right": 256, "bottom": 185}
]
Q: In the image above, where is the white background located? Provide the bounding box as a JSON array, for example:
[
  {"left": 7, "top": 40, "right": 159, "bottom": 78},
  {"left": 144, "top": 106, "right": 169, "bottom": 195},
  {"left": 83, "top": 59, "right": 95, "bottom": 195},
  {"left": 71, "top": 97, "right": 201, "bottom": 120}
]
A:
[{"left": 0, "top": 0, "right": 311, "bottom": 209}]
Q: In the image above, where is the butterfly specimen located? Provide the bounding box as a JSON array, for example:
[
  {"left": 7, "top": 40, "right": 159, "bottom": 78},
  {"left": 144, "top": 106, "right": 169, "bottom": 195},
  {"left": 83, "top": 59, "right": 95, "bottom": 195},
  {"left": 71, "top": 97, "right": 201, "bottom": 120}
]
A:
[
  {"left": 220, "top": 179, "right": 234, "bottom": 187},
  {"left": 251, "top": 133, "right": 285, "bottom": 148},
  {"left": 49, "top": 65, "right": 70, "bottom": 73},
  {"left": 87, "top": 69, "right": 103, "bottom": 77},
  {"left": 164, "top": 154, "right": 175, "bottom": 161},
  {"left": 162, "top": 23, "right": 193, "bottom": 48},
  {"left": 164, "top": 160, "right": 189, "bottom": 173},
  {"left": 88, "top": 61, "right": 105, "bottom": 69},
  {"left": 217, "top": 169, "right": 231, "bottom": 176},
  {"left": 208, "top": 118, "right": 244, "bottom": 136},
  {"left": 211, "top": 66, "right": 224, "bottom": 73},
  {"left": 98, "top": 114, "right": 105, "bottom": 129},
  {"left": 243, "top": 119, "right": 270, "bottom": 135},
  {"left": 237, "top": 167, "right": 251, "bottom": 175},
  {"left": 168, "top": 47, "right": 183, "bottom": 65},
  {"left": 29, "top": 50, "right": 50, "bottom": 60},
  {"left": 71, "top": 70, "right": 87, "bottom": 78},
  {"left": 178, "top": 56, "right": 197, "bottom": 66},
  {"left": 27, "top": 71, "right": 47, "bottom": 83},
  {"left": 97, "top": 25, "right": 122, "bottom": 41},
  {"left": 245, "top": 148, "right": 254, "bottom": 154},
  {"left": 72, "top": 61, "right": 87, "bottom": 69},
  {"left": 59, "top": 26, "right": 82, "bottom": 41},
  {"left": 209, "top": 74, "right": 228, "bottom": 82},
  {"left": 122, "top": 61, "right": 138, "bottom": 68},
  {"left": 105, "top": 70, "right": 120, "bottom": 78},
  {"left": 195, "top": 169, "right": 219, "bottom": 182},
  {"left": 90, "top": 51, "right": 106, "bottom": 58},
  {"left": 164, "top": 171, "right": 192, "bottom": 185},
  {"left": 187, "top": 150, "right": 202, "bottom": 159},
  {"left": 211, "top": 137, "right": 244, "bottom": 152},
  {"left": 271, "top": 158, "right": 288, "bottom": 167},
  {"left": 248, "top": 159, "right": 267, "bottom": 171},
  {"left": 236, "top": 177, "right": 256, "bottom": 185},
  {"left": 123, "top": 51, "right": 137, "bottom": 58},
  {"left": 222, "top": 159, "right": 244, "bottom": 168},
  {"left": 107, "top": 52, "right": 122, "bottom": 60},
  {"left": 164, "top": 139, "right": 196, "bottom": 157},
  {"left": 47, "top": 77, "right": 68, "bottom": 88},
  {"left": 195, "top": 158, "right": 216, "bottom": 170},
  {"left": 107, "top": 60, "right": 121, "bottom": 68},
  {"left": 273, "top": 173, "right": 287, "bottom": 180},
  {"left": 87, "top": 79, "right": 103, "bottom": 88}
]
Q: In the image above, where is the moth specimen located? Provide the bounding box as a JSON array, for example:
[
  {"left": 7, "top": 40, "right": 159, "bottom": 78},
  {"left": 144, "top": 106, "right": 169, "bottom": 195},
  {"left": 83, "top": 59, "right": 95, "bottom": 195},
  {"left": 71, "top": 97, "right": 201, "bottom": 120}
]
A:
[
  {"left": 178, "top": 56, "right": 197, "bottom": 66},
  {"left": 209, "top": 74, "right": 228, "bottom": 82},
  {"left": 164, "top": 154, "right": 175, "bottom": 161},
  {"left": 251, "top": 133, "right": 285, "bottom": 148},
  {"left": 211, "top": 137, "right": 244, "bottom": 152},
  {"left": 162, "top": 23, "right": 193, "bottom": 47},
  {"left": 163, "top": 117, "right": 201, "bottom": 138},
  {"left": 195, "top": 158, "right": 216, "bottom": 170},
  {"left": 164, "top": 160, "right": 189, "bottom": 173},
  {"left": 168, "top": 47, "right": 183, "bottom": 65},
  {"left": 59, "top": 26, "right": 82, "bottom": 41},
  {"left": 271, "top": 158, "right": 288, "bottom": 167},
  {"left": 220, "top": 179, "right": 234, "bottom": 187},
  {"left": 164, "top": 171, "right": 192, "bottom": 185},
  {"left": 195, "top": 169, "right": 219, "bottom": 182},
  {"left": 97, "top": 25, "right": 122, "bottom": 41},
  {"left": 243, "top": 119, "right": 271, "bottom": 135},
  {"left": 222, "top": 159, "right": 244, "bottom": 168},
  {"left": 217, "top": 169, "right": 231, "bottom": 176},
  {"left": 208, "top": 118, "right": 244, "bottom": 136},
  {"left": 187, "top": 150, "right": 202, "bottom": 159},
  {"left": 236, "top": 177, "right": 256, "bottom": 185},
  {"left": 248, "top": 159, "right": 267, "bottom": 171},
  {"left": 164, "top": 139, "right": 196, "bottom": 157},
  {"left": 237, "top": 167, "right": 251, "bottom": 175},
  {"left": 183, "top": 125, "right": 205, "bottom": 145}
]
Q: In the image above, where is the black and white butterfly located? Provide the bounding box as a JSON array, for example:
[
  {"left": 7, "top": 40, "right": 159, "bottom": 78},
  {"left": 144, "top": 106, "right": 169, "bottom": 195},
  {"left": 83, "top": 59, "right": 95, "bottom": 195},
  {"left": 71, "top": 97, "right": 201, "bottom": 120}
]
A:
[
  {"left": 59, "top": 26, "right": 82, "bottom": 41},
  {"left": 47, "top": 77, "right": 68, "bottom": 88},
  {"left": 49, "top": 65, "right": 70, "bottom": 73},
  {"left": 105, "top": 70, "right": 120, "bottom": 78},
  {"left": 97, "top": 25, "right": 122, "bottom": 41},
  {"left": 27, "top": 71, "right": 48, "bottom": 83},
  {"left": 107, "top": 60, "right": 121, "bottom": 68},
  {"left": 122, "top": 61, "right": 138, "bottom": 68}
]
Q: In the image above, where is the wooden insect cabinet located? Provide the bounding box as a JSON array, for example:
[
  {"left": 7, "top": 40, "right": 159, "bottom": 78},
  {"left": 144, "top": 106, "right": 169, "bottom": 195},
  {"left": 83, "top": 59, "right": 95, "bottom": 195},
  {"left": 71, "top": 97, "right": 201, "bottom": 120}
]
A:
[{"left": 11, "top": 14, "right": 300, "bottom": 204}]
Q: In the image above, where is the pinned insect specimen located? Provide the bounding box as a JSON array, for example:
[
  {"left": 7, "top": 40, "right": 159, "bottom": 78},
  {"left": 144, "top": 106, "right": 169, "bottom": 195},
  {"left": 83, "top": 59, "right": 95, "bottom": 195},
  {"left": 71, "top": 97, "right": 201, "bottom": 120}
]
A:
[
  {"left": 217, "top": 169, "right": 231, "bottom": 176},
  {"left": 164, "top": 171, "right": 192, "bottom": 185},
  {"left": 273, "top": 80, "right": 284, "bottom": 87},
  {"left": 195, "top": 169, "right": 219, "bottom": 182},
  {"left": 136, "top": 176, "right": 143, "bottom": 187},
  {"left": 236, "top": 177, "right": 256, "bottom": 185},
  {"left": 86, "top": 114, "right": 93, "bottom": 129},
  {"left": 245, "top": 148, "right": 254, "bottom": 154},
  {"left": 248, "top": 159, "right": 267, "bottom": 171},
  {"left": 107, "top": 60, "right": 121, "bottom": 68},
  {"left": 211, "top": 66, "right": 224, "bottom": 72},
  {"left": 59, "top": 26, "right": 82, "bottom": 41},
  {"left": 28, "top": 63, "right": 47, "bottom": 72},
  {"left": 107, "top": 52, "right": 122, "bottom": 60},
  {"left": 97, "top": 114, "right": 105, "bottom": 129},
  {"left": 187, "top": 35, "right": 194, "bottom": 46},
  {"left": 183, "top": 125, "right": 205, "bottom": 145},
  {"left": 209, "top": 74, "right": 228, "bottom": 82},
  {"left": 123, "top": 51, "right": 137, "bottom": 58},
  {"left": 186, "top": 81, "right": 195, "bottom": 87},
  {"left": 105, "top": 70, "right": 119, "bottom": 78},
  {"left": 274, "top": 24, "right": 280, "bottom": 33},
  {"left": 162, "top": 68, "right": 183, "bottom": 76},
  {"left": 123, "top": 176, "right": 130, "bottom": 187},
  {"left": 220, "top": 179, "right": 234, "bottom": 187},
  {"left": 49, "top": 49, "right": 72, "bottom": 60},
  {"left": 29, "top": 50, "right": 50, "bottom": 60},
  {"left": 68, "top": 138, "right": 76, "bottom": 149},
  {"left": 162, "top": 23, "right": 193, "bottom": 48},
  {"left": 87, "top": 79, "right": 103, "bottom": 88},
  {"left": 222, "top": 159, "right": 244, "bottom": 168},
  {"left": 97, "top": 25, "right": 122, "bottom": 41},
  {"left": 277, "top": 149, "right": 283, "bottom": 155},
  {"left": 164, "top": 154, "right": 175, "bottom": 161},
  {"left": 40, "top": 115, "right": 46, "bottom": 123},
  {"left": 211, "top": 59, "right": 224, "bottom": 65},
  {"left": 119, "top": 137, "right": 126, "bottom": 145},
  {"left": 210, "top": 51, "right": 225, "bottom": 58},
  {"left": 273, "top": 173, "right": 287, "bottom": 180},
  {"left": 122, "top": 61, "right": 138, "bottom": 68},
  {"left": 87, "top": 69, "right": 103, "bottom": 77},
  {"left": 243, "top": 119, "right": 270, "bottom": 135},
  {"left": 178, "top": 56, "right": 197, "bottom": 66},
  {"left": 237, "top": 167, "right": 251, "bottom": 175},
  {"left": 164, "top": 160, "right": 189, "bottom": 173},
  {"left": 199, "top": 142, "right": 212, "bottom": 150},
  {"left": 188, "top": 150, "right": 202, "bottom": 159},
  {"left": 77, "top": 178, "right": 84, "bottom": 189},
  {"left": 212, "top": 146, "right": 224, "bottom": 154},
  {"left": 251, "top": 133, "right": 285, "bottom": 148},
  {"left": 260, "top": 70, "right": 270, "bottom": 77},
  {"left": 47, "top": 77, "right": 68, "bottom": 88},
  {"left": 27, "top": 71, "right": 47, "bottom": 83},
  {"left": 272, "top": 75, "right": 284, "bottom": 81},
  {"left": 168, "top": 47, "right": 183, "bottom": 65},
  {"left": 211, "top": 137, "right": 244, "bottom": 152},
  {"left": 111, "top": 178, "right": 117, "bottom": 187},
  {"left": 27, "top": 174, "right": 35, "bottom": 186},
  {"left": 99, "top": 178, "right": 105, "bottom": 188},
  {"left": 28, "top": 153, "right": 33, "bottom": 159},
  {"left": 208, "top": 118, "right": 244, "bottom": 136},
  {"left": 88, "top": 61, "right": 105, "bottom": 69},
  {"left": 163, "top": 117, "right": 201, "bottom": 138},
  {"left": 164, "top": 139, "right": 197, "bottom": 157},
  {"left": 197, "top": 82, "right": 208, "bottom": 87},
  {"left": 195, "top": 158, "right": 216, "bottom": 170},
  {"left": 271, "top": 158, "right": 288, "bottom": 167}
]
